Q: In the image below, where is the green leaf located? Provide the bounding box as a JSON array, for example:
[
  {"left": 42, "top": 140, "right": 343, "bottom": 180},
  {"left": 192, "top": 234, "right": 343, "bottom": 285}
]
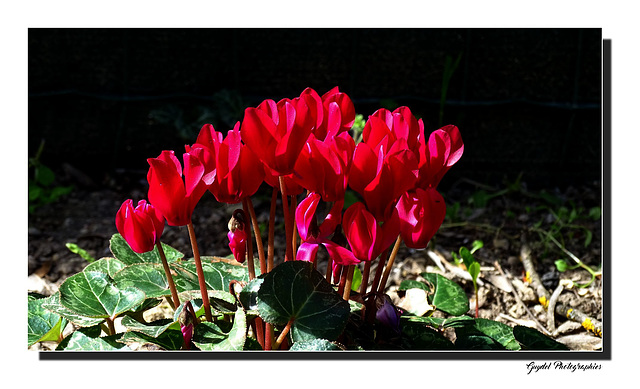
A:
[
  {"left": 35, "top": 165, "right": 55, "bottom": 187},
  {"left": 470, "top": 240, "right": 484, "bottom": 254},
  {"left": 555, "top": 259, "right": 569, "bottom": 272},
  {"left": 513, "top": 325, "right": 569, "bottom": 350},
  {"left": 398, "top": 279, "right": 431, "bottom": 292},
  {"left": 28, "top": 294, "right": 67, "bottom": 346},
  {"left": 290, "top": 339, "right": 345, "bottom": 351},
  {"left": 171, "top": 257, "right": 250, "bottom": 292},
  {"left": 118, "top": 329, "right": 184, "bottom": 350},
  {"left": 420, "top": 272, "right": 470, "bottom": 316},
  {"left": 404, "top": 315, "right": 474, "bottom": 329},
  {"left": 192, "top": 309, "right": 247, "bottom": 351},
  {"left": 350, "top": 266, "right": 362, "bottom": 292},
  {"left": 84, "top": 257, "right": 125, "bottom": 277},
  {"left": 238, "top": 276, "right": 264, "bottom": 312},
  {"left": 455, "top": 326, "right": 504, "bottom": 350},
  {"left": 589, "top": 206, "right": 601, "bottom": 221},
  {"left": 400, "top": 320, "right": 455, "bottom": 350},
  {"left": 109, "top": 233, "right": 184, "bottom": 266},
  {"left": 175, "top": 290, "right": 239, "bottom": 317},
  {"left": 29, "top": 184, "right": 42, "bottom": 202},
  {"left": 121, "top": 316, "right": 177, "bottom": 338},
  {"left": 257, "top": 261, "right": 350, "bottom": 343},
  {"left": 459, "top": 247, "right": 475, "bottom": 269},
  {"left": 468, "top": 262, "right": 480, "bottom": 286},
  {"left": 113, "top": 263, "right": 173, "bottom": 299},
  {"left": 59, "top": 330, "right": 131, "bottom": 351},
  {"left": 41, "top": 292, "right": 105, "bottom": 327},
  {"left": 474, "top": 318, "right": 520, "bottom": 350},
  {"left": 66, "top": 243, "right": 96, "bottom": 263},
  {"left": 59, "top": 271, "right": 146, "bottom": 318}
]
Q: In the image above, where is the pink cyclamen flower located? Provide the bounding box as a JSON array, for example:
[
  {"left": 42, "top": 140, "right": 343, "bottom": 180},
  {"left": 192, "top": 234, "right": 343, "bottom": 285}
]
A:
[
  {"left": 147, "top": 148, "right": 214, "bottom": 226},
  {"left": 416, "top": 124, "right": 464, "bottom": 189},
  {"left": 295, "top": 192, "right": 358, "bottom": 266},
  {"left": 228, "top": 228, "right": 248, "bottom": 264},
  {"left": 115, "top": 199, "right": 165, "bottom": 253},
  {"left": 314, "top": 86, "right": 356, "bottom": 141},
  {"left": 342, "top": 201, "right": 400, "bottom": 262},
  {"left": 396, "top": 187, "right": 447, "bottom": 249}
]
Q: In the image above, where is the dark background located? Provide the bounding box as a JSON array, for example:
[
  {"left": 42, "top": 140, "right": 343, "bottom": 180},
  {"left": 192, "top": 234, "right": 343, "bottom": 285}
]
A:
[{"left": 28, "top": 28, "right": 602, "bottom": 191}]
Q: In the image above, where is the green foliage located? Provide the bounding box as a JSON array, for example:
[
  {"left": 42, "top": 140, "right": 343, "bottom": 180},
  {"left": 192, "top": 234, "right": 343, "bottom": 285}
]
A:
[
  {"left": 30, "top": 233, "right": 568, "bottom": 352},
  {"left": 65, "top": 243, "right": 96, "bottom": 263},
  {"left": 28, "top": 140, "right": 73, "bottom": 213}
]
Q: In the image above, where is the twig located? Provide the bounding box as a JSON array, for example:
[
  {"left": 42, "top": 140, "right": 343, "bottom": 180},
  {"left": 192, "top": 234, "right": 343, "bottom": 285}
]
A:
[
  {"left": 494, "top": 260, "right": 552, "bottom": 336},
  {"left": 547, "top": 283, "right": 564, "bottom": 333}
]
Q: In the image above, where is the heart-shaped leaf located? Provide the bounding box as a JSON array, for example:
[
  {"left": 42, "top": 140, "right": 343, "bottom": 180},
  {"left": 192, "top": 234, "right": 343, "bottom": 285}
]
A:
[
  {"left": 121, "top": 316, "right": 178, "bottom": 338},
  {"left": 118, "top": 329, "right": 184, "bottom": 351},
  {"left": 513, "top": 325, "right": 569, "bottom": 350},
  {"left": 84, "top": 257, "right": 126, "bottom": 278},
  {"left": 41, "top": 292, "right": 106, "bottom": 327},
  {"left": 113, "top": 263, "right": 172, "bottom": 299},
  {"left": 171, "top": 257, "right": 251, "bottom": 292},
  {"left": 400, "top": 320, "right": 455, "bottom": 350},
  {"left": 474, "top": 318, "right": 520, "bottom": 350},
  {"left": 420, "top": 272, "right": 469, "bottom": 316},
  {"left": 59, "top": 271, "right": 146, "bottom": 318},
  {"left": 192, "top": 308, "right": 247, "bottom": 351},
  {"left": 59, "top": 329, "right": 131, "bottom": 351},
  {"left": 109, "top": 233, "right": 183, "bottom": 265},
  {"left": 404, "top": 315, "right": 474, "bottom": 329},
  {"left": 28, "top": 294, "right": 67, "bottom": 346},
  {"left": 238, "top": 277, "right": 264, "bottom": 312},
  {"left": 257, "top": 261, "right": 350, "bottom": 343},
  {"left": 174, "top": 290, "right": 238, "bottom": 317}
]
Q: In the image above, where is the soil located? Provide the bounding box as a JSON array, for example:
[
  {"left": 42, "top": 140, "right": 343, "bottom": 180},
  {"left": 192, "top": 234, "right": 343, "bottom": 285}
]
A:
[{"left": 27, "top": 167, "right": 603, "bottom": 351}]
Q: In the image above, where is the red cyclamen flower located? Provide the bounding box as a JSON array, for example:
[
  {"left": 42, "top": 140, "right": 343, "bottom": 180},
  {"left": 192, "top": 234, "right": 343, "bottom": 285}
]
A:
[
  {"left": 240, "top": 90, "right": 315, "bottom": 176},
  {"left": 115, "top": 199, "right": 165, "bottom": 253},
  {"left": 295, "top": 192, "right": 358, "bottom": 266},
  {"left": 147, "top": 149, "right": 214, "bottom": 226},
  {"left": 416, "top": 124, "right": 464, "bottom": 189},
  {"left": 342, "top": 201, "right": 400, "bottom": 262},
  {"left": 193, "top": 123, "right": 264, "bottom": 204},
  {"left": 396, "top": 187, "right": 447, "bottom": 249}
]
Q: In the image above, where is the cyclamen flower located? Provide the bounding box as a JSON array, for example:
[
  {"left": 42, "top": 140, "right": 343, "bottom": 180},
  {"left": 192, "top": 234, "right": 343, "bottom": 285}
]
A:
[
  {"left": 416, "top": 124, "right": 464, "bottom": 189},
  {"left": 193, "top": 123, "right": 264, "bottom": 204},
  {"left": 240, "top": 91, "right": 315, "bottom": 176},
  {"left": 295, "top": 192, "right": 358, "bottom": 266},
  {"left": 342, "top": 201, "right": 400, "bottom": 262},
  {"left": 115, "top": 199, "right": 165, "bottom": 253},
  {"left": 228, "top": 228, "right": 247, "bottom": 264},
  {"left": 147, "top": 148, "right": 214, "bottom": 226},
  {"left": 396, "top": 187, "right": 447, "bottom": 249},
  {"left": 293, "top": 132, "right": 355, "bottom": 202}
]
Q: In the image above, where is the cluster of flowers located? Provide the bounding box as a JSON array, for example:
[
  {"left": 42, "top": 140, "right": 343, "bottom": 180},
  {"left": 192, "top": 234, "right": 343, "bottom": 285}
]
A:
[{"left": 115, "top": 86, "right": 463, "bottom": 286}]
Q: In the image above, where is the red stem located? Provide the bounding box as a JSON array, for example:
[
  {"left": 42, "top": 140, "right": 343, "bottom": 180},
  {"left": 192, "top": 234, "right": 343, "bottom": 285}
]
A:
[
  {"left": 278, "top": 176, "right": 294, "bottom": 262},
  {"left": 268, "top": 188, "right": 277, "bottom": 272},
  {"left": 245, "top": 197, "right": 267, "bottom": 275},
  {"left": 187, "top": 221, "right": 213, "bottom": 322},
  {"left": 156, "top": 242, "right": 180, "bottom": 309}
]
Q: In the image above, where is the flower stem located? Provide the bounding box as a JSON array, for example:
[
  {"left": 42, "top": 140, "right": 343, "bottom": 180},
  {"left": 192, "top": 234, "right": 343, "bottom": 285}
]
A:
[
  {"left": 326, "top": 256, "right": 334, "bottom": 283},
  {"left": 105, "top": 317, "right": 116, "bottom": 336},
  {"left": 238, "top": 207, "right": 256, "bottom": 280},
  {"left": 370, "top": 250, "right": 388, "bottom": 296},
  {"left": 156, "top": 242, "right": 180, "bottom": 309},
  {"left": 268, "top": 188, "right": 277, "bottom": 272},
  {"left": 187, "top": 221, "right": 213, "bottom": 322},
  {"left": 278, "top": 176, "right": 294, "bottom": 262},
  {"left": 377, "top": 235, "right": 402, "bottom": 294},
  {"left": 264, "top": 323, "right": 274, "bottom": 350},
  {"left": 273, "top": 317, "right": 295, "bottom": 350},
  {"left": 245, "top": 197, "right": 267, "bottom": 275},
  {"left": 360, "top": 260, "right": 371, "bottom": 296},
  {"left": 342, "top": 264, "right": 355, "bottom": 301},
  {"left": 290, "top": 195, "right": 298, "bottom": 257}
]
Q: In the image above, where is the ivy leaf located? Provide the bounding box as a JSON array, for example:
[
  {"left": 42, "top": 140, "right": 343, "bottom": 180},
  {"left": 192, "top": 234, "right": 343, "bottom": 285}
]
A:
[
  {"left": 28, "top": 294, "right": 67, "bottom": 347},
  {"left": 238, "top": 276, "right": 264, "bottom": 313},
  {"left": 109, "top": 233, "right": 183, "bottom": 266},
  {"left": 404, "top": 315, "right": 474, "bottom": 330},
  {"left": 118, "top": 329, "right": 184, "bottom": 351},
  {"left": 192, "top": 309, "right": 247, "bottom": 351},
  {"left": 59, "top": 271, "right": 146, "bottom": 318},
  {"left": 257, "top": 261, "right": 350, "bottom": 343},
  {"left": 420, "top": 272, "right": 470, "bottom": 316}
]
